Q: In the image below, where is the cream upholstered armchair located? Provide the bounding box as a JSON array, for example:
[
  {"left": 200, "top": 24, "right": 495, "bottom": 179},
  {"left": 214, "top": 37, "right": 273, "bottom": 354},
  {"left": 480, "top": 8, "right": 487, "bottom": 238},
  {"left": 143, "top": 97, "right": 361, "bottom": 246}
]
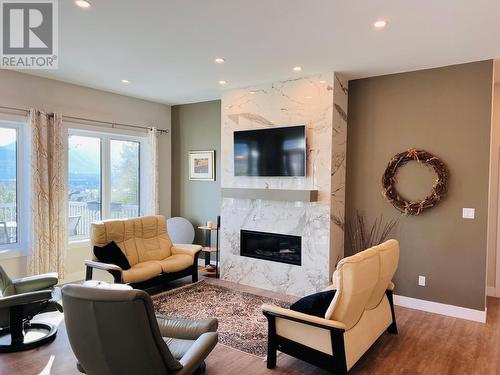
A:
[
  {"left": 262, "top": 239, "right": 399, "bottom": 374},
  {"left": 85, "top": 215, "right": 202, "bottom": 290}
]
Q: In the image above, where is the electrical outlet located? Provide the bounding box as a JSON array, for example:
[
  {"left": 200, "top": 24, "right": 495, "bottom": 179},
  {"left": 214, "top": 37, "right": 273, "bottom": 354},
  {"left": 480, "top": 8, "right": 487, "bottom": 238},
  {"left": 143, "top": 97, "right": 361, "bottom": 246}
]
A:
[
  {"left": 462, "top": 208, "right": 475, "bottom": 219},
  {"left": 418, "top": 275, "right": 426, "bottom": 287}
]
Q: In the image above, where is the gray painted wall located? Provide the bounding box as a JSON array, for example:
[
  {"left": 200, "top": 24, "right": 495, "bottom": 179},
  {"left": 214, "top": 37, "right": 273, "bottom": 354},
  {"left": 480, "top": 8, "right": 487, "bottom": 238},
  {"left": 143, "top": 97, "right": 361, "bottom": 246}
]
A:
[
  {"left": 171, "top": 100, "right": 221, "bottom": 244},
  {"left": 347, "top": 61, "right": 493, "bottom": 310}
]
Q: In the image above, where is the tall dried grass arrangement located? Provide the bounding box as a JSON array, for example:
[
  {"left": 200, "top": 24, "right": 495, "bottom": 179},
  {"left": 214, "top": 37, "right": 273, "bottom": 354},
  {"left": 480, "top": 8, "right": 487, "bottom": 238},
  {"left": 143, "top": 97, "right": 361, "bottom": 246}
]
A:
[{"left": 345, "top": 211, "right": 399, "bottom": 255}]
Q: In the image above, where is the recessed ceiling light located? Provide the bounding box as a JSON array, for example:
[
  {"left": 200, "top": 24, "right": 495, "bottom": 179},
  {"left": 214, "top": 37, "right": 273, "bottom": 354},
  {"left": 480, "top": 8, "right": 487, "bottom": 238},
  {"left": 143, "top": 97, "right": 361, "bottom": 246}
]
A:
[
  {"left": 293, "top": 66, "right": 302, "bottom": 72},
  {"left": 319, "top": 80, "right": 326, "bottom": 84},
  {"left": 215, "top": 57, "right": 225, "bottom": 64},
  {"left": 249, "top": 90, "right": 256, "bottom": 94},
  {"left": 305, "top": 95, "right": 313, "bottom": 99},
  {"left": 373, "top": 20, "right": 388, "bottom": 29},
  {"left": 121, "top": 79, "right": 129, "bottom": 84},
  {"left": 218, "top": 80, "right": 227, "bottom": 85},
  {"left": 75, "top": 0, "right": 91, "bottom": 8}
]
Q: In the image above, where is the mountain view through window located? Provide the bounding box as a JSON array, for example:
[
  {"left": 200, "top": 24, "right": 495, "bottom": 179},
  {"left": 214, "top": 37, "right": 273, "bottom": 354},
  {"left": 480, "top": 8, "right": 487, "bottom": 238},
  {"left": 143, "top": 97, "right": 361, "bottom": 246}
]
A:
[
  {"left": 0, "top": 127, "right": 17, "bottom": 245},
  {"left": 68, "top": 134, "right": 141, "bottom": 240}
]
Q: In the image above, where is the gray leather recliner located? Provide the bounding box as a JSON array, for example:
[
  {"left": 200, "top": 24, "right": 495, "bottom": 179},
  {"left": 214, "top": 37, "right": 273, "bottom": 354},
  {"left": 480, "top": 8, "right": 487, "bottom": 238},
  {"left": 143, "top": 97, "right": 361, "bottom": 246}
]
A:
[
  {"left": 61, "top": 284, "right": 218, "bottom": 375},
  {"left": 0, "top": 265, "right": 62, "bottom": 353}
]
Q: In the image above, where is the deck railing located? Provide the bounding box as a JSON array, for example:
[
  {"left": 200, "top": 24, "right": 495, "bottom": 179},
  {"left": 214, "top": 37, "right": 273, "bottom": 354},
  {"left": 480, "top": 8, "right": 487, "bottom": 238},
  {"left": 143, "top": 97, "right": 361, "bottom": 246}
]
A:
[
  {"left": 0, "top": 202, "right": 16, "bottom": 223},
  {"left": 0, "top": 202, "right": 139, "bottom": 241},
  {"left": 0, "top": 202, "right": 16, "bottom": 243},
  {"left": 68, "top": 201, "right": 139, "bottom": 238}
]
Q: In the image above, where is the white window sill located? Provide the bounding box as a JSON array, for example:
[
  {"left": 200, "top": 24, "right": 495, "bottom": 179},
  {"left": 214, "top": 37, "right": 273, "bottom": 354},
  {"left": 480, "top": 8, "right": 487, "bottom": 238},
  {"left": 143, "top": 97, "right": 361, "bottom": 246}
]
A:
[
  {"left": 68, "top": 239, "right": 91, "bottom": 249},
  {"left": 0, "top": 248, "right": 27, "bottom": 260}
]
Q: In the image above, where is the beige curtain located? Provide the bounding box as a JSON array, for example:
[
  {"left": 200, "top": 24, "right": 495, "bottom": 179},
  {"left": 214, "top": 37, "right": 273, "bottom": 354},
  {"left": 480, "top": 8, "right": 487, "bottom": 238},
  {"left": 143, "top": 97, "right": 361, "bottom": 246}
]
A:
[
  {"left": 28, "top": 109, "right": 67, "bottom": 277},
  {"left": 147, "top": 127, "right": 159, "bottom": 215}
]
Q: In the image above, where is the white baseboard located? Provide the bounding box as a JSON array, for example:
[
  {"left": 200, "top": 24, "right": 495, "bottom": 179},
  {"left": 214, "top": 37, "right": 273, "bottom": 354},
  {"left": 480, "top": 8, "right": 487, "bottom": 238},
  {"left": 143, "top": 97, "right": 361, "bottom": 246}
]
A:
[
  {"left": 487, "top": 286, "right": 497, "bottom": 297},
  {"left": 393, "top": 294, "right": 486, "bottom": 323}
]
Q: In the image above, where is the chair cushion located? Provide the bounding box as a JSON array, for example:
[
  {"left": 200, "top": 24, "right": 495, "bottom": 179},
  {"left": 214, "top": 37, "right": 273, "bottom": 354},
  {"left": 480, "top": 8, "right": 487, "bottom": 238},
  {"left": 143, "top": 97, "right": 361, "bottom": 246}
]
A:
[
  {"left": 82, "top": 280, "right": 133, "bottom": 290},
  {"left": 325, "top": 248, "right": 380, "bottom": 329},
  {"left": 163, "top": 337, "right": 194, "bottom": 359},
  {"left": 93, "top": 241, "right": 131, "bottom": 270},
  {"left": 171, "top": 244, "right": 202, "bottom": 258},
  {"left": 290, "top": 290, "right": 336, "bottom": 318},
  {"left": 12, "top": 273, "right": 59, "bottom": 294},
  {"left": 365, "top": 239, "right": 400, "bottom": 310},
  {"left": 122, "top": 261, "right": 162, "bottom": 283},
  {"left": 157, "top": 254, "right": 193, "bottom": 273},
  {"left": 157, "top": 316, "right": 219, "bottom": 340}
]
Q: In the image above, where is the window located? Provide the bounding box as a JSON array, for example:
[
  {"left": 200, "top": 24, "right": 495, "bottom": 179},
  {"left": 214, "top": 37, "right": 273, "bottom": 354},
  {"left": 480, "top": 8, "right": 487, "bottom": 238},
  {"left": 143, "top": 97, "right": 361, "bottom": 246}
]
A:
[
  {"left": 68, "top": 130, "right": 144, "bottom": 241},
  {"left": 0, "top": 120, "right": 24, "bottom": 251},
  {"left": 110, "top": 140, "right": 140, "bottom": 219},
  {"left": 68, "top": 135, "right": 102, "bottom": 240},
  {"left": 0, "top": 127, "right": 17, "bottom": 245}
]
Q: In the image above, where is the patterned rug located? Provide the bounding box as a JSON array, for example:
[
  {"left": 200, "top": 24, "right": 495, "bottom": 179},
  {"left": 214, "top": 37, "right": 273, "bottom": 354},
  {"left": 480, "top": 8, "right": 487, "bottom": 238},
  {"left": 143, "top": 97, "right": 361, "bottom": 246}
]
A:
[{"left": 151, "top": 281, "right": 291, "bottom": 358}]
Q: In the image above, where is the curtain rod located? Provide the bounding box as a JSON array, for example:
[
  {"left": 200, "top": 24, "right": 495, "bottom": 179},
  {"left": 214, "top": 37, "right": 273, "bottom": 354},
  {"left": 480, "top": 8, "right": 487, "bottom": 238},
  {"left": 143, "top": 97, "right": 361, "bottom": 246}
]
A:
[{"left": 0, "top": 105, "right": 169, "bottom": 134}]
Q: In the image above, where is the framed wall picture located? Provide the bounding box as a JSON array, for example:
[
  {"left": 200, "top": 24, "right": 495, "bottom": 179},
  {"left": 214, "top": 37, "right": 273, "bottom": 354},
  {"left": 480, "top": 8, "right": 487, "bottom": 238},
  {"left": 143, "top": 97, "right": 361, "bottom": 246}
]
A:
[{"left": 189, "top": 150, "right": 215, "bottom": 181}]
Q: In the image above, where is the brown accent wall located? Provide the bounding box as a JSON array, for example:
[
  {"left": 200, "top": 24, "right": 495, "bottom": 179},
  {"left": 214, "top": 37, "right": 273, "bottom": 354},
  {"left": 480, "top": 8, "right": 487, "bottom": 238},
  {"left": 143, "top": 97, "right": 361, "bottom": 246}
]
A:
[
  {"left": 487, "top": 82, "right": 500, "bottom": 289},
  {"left": 347, "top": 61, "right": 493, "bottom": 310},
  {"left": 171, "top": 100, "right": 221, "bottom": 244}
]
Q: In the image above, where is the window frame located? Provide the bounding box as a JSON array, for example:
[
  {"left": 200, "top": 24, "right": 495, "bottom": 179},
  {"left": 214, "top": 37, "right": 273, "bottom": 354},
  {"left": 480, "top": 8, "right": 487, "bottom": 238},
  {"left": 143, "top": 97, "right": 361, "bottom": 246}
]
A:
[
  {"left": 109, "top": 137, "right": 141, "bottom": 220},
  {"left": 0, "top": 116, "right": 27, "bottom": 256},
  {"left": 67, "top": 126, "right": 147, "bottom": 244}
]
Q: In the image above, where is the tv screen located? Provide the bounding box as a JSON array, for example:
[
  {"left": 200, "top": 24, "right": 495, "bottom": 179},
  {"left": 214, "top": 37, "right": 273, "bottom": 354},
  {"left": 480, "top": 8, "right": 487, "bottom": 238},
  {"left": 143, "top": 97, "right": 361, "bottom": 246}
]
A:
[{"left": 234, "top": 125, "right": 306, "bottom": 177}]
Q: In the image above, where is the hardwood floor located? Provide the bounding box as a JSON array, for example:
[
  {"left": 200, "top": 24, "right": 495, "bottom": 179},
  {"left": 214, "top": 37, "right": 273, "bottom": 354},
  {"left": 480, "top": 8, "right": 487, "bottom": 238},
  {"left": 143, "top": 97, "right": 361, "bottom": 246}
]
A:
[{"left": 1, "top": 277, "right": 499, "bottom": 375}]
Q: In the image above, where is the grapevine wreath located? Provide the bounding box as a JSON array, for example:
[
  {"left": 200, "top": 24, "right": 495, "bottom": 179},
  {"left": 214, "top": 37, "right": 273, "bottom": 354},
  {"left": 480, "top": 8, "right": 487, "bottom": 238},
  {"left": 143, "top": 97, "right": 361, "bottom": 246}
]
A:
[{"left": 382, "top": 149, "right": 448, "bottom": 216}]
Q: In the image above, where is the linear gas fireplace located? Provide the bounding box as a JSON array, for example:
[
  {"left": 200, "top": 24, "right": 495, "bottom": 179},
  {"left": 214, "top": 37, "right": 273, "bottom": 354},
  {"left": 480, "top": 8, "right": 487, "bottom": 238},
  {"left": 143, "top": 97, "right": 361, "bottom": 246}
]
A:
[{"left": 240, "top": 230, "right": 301, "bottom": 266}]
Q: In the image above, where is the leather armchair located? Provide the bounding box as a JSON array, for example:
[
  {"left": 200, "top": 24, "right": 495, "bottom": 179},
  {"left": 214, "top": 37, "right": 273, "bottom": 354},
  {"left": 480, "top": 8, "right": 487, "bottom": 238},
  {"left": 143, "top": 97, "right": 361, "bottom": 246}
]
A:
[
  {"left": 262, "top": 239, "right": 400, "bottom": 374},
  {"left": 0, "top": 266, "right": 63, "bottom": 353},
  {"left": 62, "top": 284, "right": 218, "bottom": 375}
]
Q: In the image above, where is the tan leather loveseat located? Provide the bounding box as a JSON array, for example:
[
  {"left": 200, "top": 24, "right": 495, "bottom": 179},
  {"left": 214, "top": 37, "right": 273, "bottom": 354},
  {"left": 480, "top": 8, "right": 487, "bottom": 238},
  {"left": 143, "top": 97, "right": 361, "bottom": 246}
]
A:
[
  {"left": 262, "top": 239, "right": 399, "bottom": 374},
  {"left": 85, "top": 215, "right": 202, "bottom": 289}
]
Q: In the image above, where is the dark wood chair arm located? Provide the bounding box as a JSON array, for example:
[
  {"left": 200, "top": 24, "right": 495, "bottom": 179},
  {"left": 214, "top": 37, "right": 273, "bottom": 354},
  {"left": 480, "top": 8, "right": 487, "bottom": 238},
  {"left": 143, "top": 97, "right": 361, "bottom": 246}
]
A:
[
  {"left": 262, "top": 304, "right": 346, "bottom": 332},
  {"left": 84, "top": 260, "right": 123, "bottom": 283}
]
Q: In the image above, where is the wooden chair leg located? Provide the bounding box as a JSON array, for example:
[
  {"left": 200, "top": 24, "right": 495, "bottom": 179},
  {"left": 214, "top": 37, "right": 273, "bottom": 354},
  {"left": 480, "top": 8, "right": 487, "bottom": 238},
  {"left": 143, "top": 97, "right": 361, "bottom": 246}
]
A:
[
  {"left": 386, "top": 290, "right": 398, "bottom": 334},
  {"left": 331, "top": 329, "right": 348, "bottom": 374},
  {"left": 192, "top": 268, "right": 199, "bottom": 283},
  {"left": 267, "top": 345, "right": 277, "bottom": 369},
  {"left": 85, "top": 265, "right": 93, "bottom": 281},
  {"left": 192, "top": 252, "right": 200, "bottom": 283},
  {"left": 388, "top": 320, "right": 398, "bottom": 334},
  {"left": 265, "top": 314, "right": 277, "bottom": 369}
]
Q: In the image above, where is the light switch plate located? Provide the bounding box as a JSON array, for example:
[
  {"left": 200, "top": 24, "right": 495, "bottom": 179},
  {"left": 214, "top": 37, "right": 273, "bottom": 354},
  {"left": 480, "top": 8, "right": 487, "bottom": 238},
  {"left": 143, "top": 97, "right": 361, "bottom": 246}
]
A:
[
  {"left": 418, "top": 275, "right": 426, "bottom": 286},
  {"left": 462, "top": 208, "right": 475, "bottom": 219}
]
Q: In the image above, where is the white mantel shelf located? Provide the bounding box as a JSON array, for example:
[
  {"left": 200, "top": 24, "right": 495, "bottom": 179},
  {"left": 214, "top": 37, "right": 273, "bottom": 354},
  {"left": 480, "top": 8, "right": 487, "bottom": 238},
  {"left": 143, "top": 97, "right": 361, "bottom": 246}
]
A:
[{"left": 221, "top": 188, "right": 318, "bottom": 202}]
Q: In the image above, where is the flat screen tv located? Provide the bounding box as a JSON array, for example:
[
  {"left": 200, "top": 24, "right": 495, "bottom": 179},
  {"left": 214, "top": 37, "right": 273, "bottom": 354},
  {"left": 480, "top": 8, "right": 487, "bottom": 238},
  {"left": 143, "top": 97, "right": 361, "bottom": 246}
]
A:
[{"left": 233, "top": 125, "right": 306, "bottom": 177}]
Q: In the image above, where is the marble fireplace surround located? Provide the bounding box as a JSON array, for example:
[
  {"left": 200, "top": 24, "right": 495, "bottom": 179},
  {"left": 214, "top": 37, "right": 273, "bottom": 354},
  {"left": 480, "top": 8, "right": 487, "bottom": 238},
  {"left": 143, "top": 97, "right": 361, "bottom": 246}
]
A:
[{"left": 219, "top": 73, "right": 348, "bottom": 296}]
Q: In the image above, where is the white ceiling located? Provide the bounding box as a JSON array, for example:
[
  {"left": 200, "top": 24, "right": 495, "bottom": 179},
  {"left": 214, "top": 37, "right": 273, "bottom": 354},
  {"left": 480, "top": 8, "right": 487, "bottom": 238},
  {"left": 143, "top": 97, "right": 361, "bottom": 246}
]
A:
[{"left": 26, "top": 0, "right": 500, "bottom": 104}]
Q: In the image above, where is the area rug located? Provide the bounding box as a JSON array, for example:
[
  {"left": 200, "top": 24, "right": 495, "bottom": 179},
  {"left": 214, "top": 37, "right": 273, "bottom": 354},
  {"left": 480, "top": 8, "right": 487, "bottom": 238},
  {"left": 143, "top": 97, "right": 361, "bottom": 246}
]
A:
[{"left": 151, "top": 281, "right": 291, "bottom": 358}]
